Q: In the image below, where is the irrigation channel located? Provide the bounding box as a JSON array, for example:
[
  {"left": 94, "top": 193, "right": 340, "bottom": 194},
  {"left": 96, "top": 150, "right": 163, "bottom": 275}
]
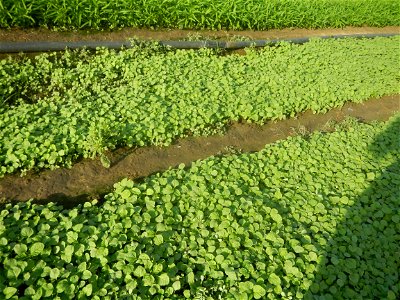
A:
[
  {"left": 0, "top": 27, "right": 398, "bottom": 56},
  {"left": 0, "top": 94, "right": 398, "bottom": 206},
  {"left": 0, "top": 33, "right": 398, "bottom": 53}
]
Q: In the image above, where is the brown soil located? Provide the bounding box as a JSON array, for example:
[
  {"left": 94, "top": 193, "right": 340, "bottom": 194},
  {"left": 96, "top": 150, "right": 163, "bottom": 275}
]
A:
[
  {"left": 0, "top": 26, "right": 398, "bottom": 42},
  {"left": 0, "top": 94, "right": 398, "bottom": 206}
]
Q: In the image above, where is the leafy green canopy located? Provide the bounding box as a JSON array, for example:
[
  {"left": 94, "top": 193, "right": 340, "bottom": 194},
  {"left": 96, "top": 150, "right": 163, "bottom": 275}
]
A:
[
  {"left": 1, "top": 116, "right": 399, "bottom": 299},
  {"left": 0, "top": 37, "right": 399, "bottom": 177},
  {"left": 0, "top": 0, "right": 398, "bottom": 29}
]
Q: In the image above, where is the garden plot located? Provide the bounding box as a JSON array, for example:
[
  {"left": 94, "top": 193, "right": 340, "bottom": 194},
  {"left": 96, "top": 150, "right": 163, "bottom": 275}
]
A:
[
  {"left": 1, "top": 115, "right": 399, "bottom": 299},
  {"left": 0, "top": 37, "right": 398, "bottom": 178},
  {"left": 0, "top": 13, "right": 399, "bottom": 299}
]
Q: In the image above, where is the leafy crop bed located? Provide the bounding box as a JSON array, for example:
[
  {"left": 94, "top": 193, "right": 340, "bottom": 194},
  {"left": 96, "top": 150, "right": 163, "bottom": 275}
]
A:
[
  {"left": 0, "top": 37, "right": 399, "bottom": 177},
  {"left": 0, "top": 0, "right": 398, "bottom": 29},
  {"left": 1, "top": 116, "right": 399, "bottom": 299}
]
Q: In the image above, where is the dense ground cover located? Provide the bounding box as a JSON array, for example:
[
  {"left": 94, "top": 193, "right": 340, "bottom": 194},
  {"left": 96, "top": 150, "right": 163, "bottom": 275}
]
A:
[
  {"left": 0, "top": 37, "right": 399, "bottom": 177},
  {"left": 1, "top": 116, "right": 399, "bottom": 299},
  {"left": 0, "top": 0, "right": 399, "bottom": 29}
]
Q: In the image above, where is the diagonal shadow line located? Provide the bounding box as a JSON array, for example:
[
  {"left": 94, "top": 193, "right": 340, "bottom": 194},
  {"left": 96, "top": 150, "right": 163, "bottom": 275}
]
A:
[{"left": 303, "top": 117, "right": 400, "bottom": 299}]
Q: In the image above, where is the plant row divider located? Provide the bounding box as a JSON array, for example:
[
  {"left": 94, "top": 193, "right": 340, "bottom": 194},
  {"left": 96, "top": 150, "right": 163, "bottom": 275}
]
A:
[{"left": 0, "top": 33, "right": 398, "bottom": 53}]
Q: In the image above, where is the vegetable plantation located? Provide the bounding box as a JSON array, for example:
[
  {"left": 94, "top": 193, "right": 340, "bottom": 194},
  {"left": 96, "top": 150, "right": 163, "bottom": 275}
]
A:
[
  {"left": 1, "top": 2, "right": 399, "bottom": 297},
  {"left": 0, "top": 0, "right": 399, "bottom": 29},
  {"left": 1, "top": 115, "right": 399, "bottom": 299},
  {"left": 0, "top": 37, "right": 399, "bottom": 177}
]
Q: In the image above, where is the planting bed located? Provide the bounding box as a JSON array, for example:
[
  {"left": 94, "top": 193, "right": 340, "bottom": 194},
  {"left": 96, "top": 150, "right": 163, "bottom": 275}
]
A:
[
  {"left": 1, "top": 114, "right": 399, "bottom": 299},
  {"left": 1, "top": 36, "right": 399, "bottom": 179}
]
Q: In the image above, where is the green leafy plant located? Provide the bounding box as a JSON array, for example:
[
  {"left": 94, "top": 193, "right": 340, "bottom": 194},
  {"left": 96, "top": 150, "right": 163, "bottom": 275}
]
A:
[
  {"left": 0, "top": 115, "right": 399, "bottom": 299},
  {"left": 0, "top": 0, "right": 398, "bottom": 29},
  {"left": 0, "top": 37, "right": 399, "bottom": 177}
]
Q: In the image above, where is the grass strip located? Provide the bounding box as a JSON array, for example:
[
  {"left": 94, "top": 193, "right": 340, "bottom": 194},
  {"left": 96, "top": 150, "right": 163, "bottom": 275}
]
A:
[
  {"left": 1, "top": 115, "right": 399, "bottom": 299},
  {"left": 0, "top": 0, "right": 399, "bottom": 30}
]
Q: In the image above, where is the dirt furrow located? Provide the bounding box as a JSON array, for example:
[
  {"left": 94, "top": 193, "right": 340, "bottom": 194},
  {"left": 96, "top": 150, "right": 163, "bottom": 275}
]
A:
[
  {"left": 0, "top": 26, "right": 398, "bottom": 42},
  {"left": 0, "top": 94, "right": 398, "bottom": 205}
]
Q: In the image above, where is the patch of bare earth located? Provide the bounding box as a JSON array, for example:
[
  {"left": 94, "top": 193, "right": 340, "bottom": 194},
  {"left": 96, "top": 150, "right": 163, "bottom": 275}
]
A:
[
  {"left": 0, "top": 26, "right": 398, "bottom": 42},
  {"left": 0, "top": 94, "right": 399, "bottom": 206}
]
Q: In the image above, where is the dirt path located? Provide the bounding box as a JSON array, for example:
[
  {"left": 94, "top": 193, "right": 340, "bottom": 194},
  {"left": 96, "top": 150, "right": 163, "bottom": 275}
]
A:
[
  {"left": 0, "top": 26, "right": 398, "bottom": 42},
  {"left": 0, "top": 95, "right": 398, "bottom": 205}
]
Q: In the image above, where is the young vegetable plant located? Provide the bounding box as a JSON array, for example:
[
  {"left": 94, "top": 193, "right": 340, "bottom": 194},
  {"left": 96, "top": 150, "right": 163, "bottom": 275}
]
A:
[{"left": 1, "top": 115, "right": 399, "bottom": 299}]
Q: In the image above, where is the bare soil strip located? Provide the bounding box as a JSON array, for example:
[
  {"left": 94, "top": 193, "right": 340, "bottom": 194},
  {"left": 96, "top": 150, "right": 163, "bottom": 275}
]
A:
[
  {"left": 0, "top": 26, "right": 398, "bottom": 42},
  {"left": 0, "top": 95, "right": 398, "bottom": 205}
]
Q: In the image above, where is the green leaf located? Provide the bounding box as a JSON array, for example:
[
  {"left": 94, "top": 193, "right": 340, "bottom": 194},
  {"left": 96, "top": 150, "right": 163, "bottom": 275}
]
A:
[
  {"left": 310, "top": 283, "right": 319, "bottom": 293},
  {"left": 78, "top": 262, "right": 87, "bottom": 273},
  {"left": 187, "top": 271, "right": 195, "bottom": 285},
  {"left": 346, "top": 258, "right": 357, "bottom": 269},
  {"left": 268, "top": 273, "right": 281, "bottom": 286},
  {"left": 126, "top": 280, "right": 137, "bottom": 293},
  {"left": 7, "top": 265, "right": 21, "bottom": 280},
  {"left": 143, "top": 274, "right": 155, "bottom": 286},
  {"left": 366, "top": 172, "right": 375, "bottom": 180},
  {"left": 226, "top": 269, "right": 237, "bottom": 281},
  {"left": 293, "top": 245, "right": 304, "bottom": 253},
  {"left": 56, "top": 279, "right": 69, "bottom": 294},
  {"left": 4, "top": 287, "right": 17, "bottom": 299},
  {"left": 239, "top": 281, "right": 254, "bottom": 293},
  {"left": 349, "top": 273, "right": 359, "bottom": 284},
  {"left": 25, "top": 286, "right": 35, "bottom": 296},
  {"left": 134, "top": 266, "right": 146, "bottom": 277},
  {"left": 392, "top": 215, "right": 400, "bottom": 223},
  {"left": 21, "top": 227, "right": 34, "bottom": 238},
  {"left": 152, "top": 263, "right": 163, "bottom": 274},
  {"left": 120, "top": 190, "right": 131, "bottom": 199},
  {"left": 50, "top": 268, "right": 60, "bottom": 280},
  {"left": 308, "top": 251, "right": 318, "bottom": 261},
  {"left": 42, "top": 283, "right": 54, "bottom": 297},
  {"left": 172, "top": 280, "right": 181, "bottom": 291},
  {"left": 0, "top": 237, "right": 7, "bottom": 246},
  {"left": 158, "top": 273, "right": 170, "bottom": 286},
  {"left": 149, "top": 286, "right": 157, "bottom": 295},
  {"left": 30, "top": 242, "right": 45, "bottom": 256},
  {"left": 270, "top": 209, "right": 282, "bottom": 223},
  {"left": 82, "top": 270, "right": 92, "bottom": 280},
  {"left": 215, "top": 254, "right": 224, "bottom": 264},
  {"left": 100, "top": 154, "right": 111, "bottom": 168},
  {"left": 82, "top": 284, "right": 92, "bottom": 296},
  {"left": 253, "top": 285, "right": 266, "bottom": 299},
  {"left": 13, "top": 243, "right": 28, "bottom": 256},
  {"left": 154, "top": 234, "right": 163, "bottom": 246},
  {"left": 315, "top": 203, "right": 326, "bottom": 213},
  {"left": 387, "top": 290, "right": 396, "bottom": 300},
  {"left": 97, "top": 288, "right": 107, "bottom": 296}
]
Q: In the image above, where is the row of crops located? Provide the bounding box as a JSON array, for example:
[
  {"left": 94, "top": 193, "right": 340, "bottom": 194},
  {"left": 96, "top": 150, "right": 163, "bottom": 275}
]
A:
[
  {"left": 1, "top": 115, "right": 399, "bottom": 299},
  {"left": 1, "top": 36, "right": 399, "bottom": 178},
  {"left": 0, "top": 0, "right": 399, "bottom": 29}
]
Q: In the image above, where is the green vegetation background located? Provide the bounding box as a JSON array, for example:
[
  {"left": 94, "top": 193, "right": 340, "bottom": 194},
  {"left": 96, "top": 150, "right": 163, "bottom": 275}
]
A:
[
  {"left": 1, "top": 37, "right": 399, "bottom": 177},
  {"left": 1, "top": 116, "right": 399, "bottom": 299},
  {"left": 0, "top": 0, "right": 399, "bottom": 29}
]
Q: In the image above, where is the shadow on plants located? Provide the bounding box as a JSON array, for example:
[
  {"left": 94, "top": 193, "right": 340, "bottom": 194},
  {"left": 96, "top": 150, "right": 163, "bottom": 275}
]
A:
[
  {"left": 304, "top": 118, "right": 400, "bottom": 299},
  {"left": 35, "top": 193, "right": 95, "bottom": 209},
  {"left": 0, "top": 193, "right": 94, "bottom": 210}
]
